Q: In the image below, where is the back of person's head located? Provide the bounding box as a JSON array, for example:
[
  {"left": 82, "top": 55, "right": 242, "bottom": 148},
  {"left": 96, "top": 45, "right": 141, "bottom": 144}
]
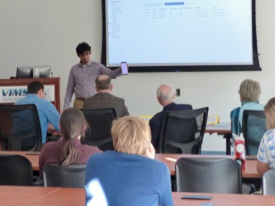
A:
[
  {"left": 27, "top": 81, "right": 44, "bottom": 94},
  {"left": 157, "top": 84, "right": 175, "bottom": 103},
  {"left": 59, "top": 108, "right": 88, "bottom": 167},
  {"left": 95, "top": 75, "right": 111, "bottom": 90},
  {"left": 264, "top": 97, "right": 275, "bottom": 130},
  {"left": 239, "top": 79, "right": 261, "bottom": 103},
  {"left": 76, "top": 42, "right": 91, "bottom": 55},
  {"left": 112, "top": 116, "right": 151, "bottom": 156}
]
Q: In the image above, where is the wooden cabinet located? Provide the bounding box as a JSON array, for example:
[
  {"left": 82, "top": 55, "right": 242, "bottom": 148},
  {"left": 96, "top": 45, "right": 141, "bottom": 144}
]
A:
[{"left": 0, "top": 78, "right": 60, "bottom": 112}]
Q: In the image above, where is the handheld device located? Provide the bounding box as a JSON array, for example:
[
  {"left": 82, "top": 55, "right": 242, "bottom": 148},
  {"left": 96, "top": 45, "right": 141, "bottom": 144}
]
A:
[
  {"left": 121, "top": 62, "right": 128, "bottom": 75},
  {"left": 200, "top": 203, "right": 214, "bottom": 206},
  {"left": 181, "top": 195, "right": 213, "bottom": 200}
]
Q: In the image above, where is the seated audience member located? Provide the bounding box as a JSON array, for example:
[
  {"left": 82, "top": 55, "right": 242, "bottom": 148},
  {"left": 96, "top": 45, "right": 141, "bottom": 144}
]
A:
[
  {"left": 39, "top": 108, "right": 101, "bottom": 174},
  {"left": 231, "top": 79, "right": 264, "bottom": 135},
  {"left": 14, "top": 81, "right": 60, "bottom": 147},
  {"left": 83, "top": 74, "right": 129, "bottom": 118},
  {"left": 149, "top": 84, "right": 192, "bottom": 151},
  {"left": 257, "top": 97, "right": 275, "bottom": 176},
  {"left": 85, "top": 116, "right": 173, "bottom": 206}
]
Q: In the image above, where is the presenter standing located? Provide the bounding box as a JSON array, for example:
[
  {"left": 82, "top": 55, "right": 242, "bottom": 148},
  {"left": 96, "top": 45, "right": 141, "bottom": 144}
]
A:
[{"left": 64, "top": 42, "right": 123, "bottom": 110}]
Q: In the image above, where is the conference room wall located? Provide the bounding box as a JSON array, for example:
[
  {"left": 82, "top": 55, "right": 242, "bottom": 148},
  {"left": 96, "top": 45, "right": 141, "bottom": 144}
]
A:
[{"left": 0, "top": 0, "right": 274, "bottom": 152}]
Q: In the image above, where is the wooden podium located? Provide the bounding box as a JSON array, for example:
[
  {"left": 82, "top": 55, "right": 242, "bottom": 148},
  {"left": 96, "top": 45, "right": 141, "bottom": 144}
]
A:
[{"left": 0, "top": 78, "right": 60, "bottom": 112}]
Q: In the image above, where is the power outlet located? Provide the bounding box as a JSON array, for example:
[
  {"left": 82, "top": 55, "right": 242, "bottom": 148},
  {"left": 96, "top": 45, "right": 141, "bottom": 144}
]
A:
[{"left": 176, "top": 88, "right": 180, "bottom": 96}]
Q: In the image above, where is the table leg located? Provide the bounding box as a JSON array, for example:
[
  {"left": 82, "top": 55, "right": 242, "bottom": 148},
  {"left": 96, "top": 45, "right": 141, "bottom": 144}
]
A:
[{"left": 224, "top": 134, "right": 232, "bottom": 155}]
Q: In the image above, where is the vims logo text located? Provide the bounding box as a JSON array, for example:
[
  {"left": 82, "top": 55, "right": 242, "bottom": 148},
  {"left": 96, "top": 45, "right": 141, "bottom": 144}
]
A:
[{"left": 2, "top": 89, "right": 27, "bottom": 97}]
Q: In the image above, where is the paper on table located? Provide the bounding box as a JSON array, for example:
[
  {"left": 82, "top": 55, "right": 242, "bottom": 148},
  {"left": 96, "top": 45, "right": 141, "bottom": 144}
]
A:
[
  {"left": 139, "top": 115, "right": 153, "bottom": 124},
  {"left": 207, "top": 115, "right": 220, "bottom": 125},
  {"left": 212, "top": 123, "right": 229, "bottom": 127}
]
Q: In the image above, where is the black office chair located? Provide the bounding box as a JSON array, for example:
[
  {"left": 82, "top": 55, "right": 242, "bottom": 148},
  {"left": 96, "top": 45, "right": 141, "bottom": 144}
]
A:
[
  {"left": 262, "top": 169, "right": 275, "bottom": 195},
  {"left": 242, "top": 110, "right": 266, "bottom": 155},
  {"left": 80, "top": 108, "right": 117, "bottom": 151},
  {"left": 0, "top": 104, "right": 42, "bottom": 151},
  {"left": 159, "top": 107, "right": 208, "bottom": 154},
  {"left": 0, "top": 154, "right": 33, "bottom": 186},
  {"left": 43, "top": 164, "right": 86, "bottom": 188},
  {"left": 175, "top": 157, "right": 242, "bottom": 194}
]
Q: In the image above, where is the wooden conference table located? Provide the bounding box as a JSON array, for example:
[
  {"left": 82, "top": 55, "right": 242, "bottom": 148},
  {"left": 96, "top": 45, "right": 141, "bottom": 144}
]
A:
[
  {"left": 0, "top": 186, "right": 84, "bottom": 206},
  {"left": 205, "top": 123, "right": 232, "bottom": 155},
  {"left": 154, "top": 153, "right": 260, "bottom": 179},
  {"left": 0, "top": 151, "right": 39, "bottom": 171},
  {"left": 0, "top": 151, "right": 259, "bottom": 179},
  {"left": 1, "top": 186, "right": 275, "bottom": 206},
  {"left": 172, "top": 192, "right": 275, "bottom": 206}
]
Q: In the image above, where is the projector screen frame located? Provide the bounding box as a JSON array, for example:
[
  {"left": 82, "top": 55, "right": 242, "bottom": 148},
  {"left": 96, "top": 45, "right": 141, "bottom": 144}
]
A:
[{"left": 101, "top": 0, "right": 260, "bottom": 72}]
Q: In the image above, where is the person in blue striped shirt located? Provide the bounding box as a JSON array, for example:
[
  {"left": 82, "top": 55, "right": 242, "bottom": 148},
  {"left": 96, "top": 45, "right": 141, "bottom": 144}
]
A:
[{"left": 257, "top": 97, "right": 275, "bottom": 176}]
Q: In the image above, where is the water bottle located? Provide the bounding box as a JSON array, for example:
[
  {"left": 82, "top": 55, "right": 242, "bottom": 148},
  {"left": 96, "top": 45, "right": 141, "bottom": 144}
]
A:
[{"left": 234, "top": 133, "right": 246, "bottom": 169}]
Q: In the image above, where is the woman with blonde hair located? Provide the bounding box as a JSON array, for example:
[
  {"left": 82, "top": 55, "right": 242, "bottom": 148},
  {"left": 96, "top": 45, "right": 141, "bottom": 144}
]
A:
[
  {"left": 230, "top": 79, "right": 264, "bottom": 135},
  {"left": 85, "top": 116, "right": 173, "bottom": 206},
  {"left": 257, "top": 97, "right": 275, "bottom": 176},
  {"left": 39, "top": 108, "right": 101, "bottom": 173}
]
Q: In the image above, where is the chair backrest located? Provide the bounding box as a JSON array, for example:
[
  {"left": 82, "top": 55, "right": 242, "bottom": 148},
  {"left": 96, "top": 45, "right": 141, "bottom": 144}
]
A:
[
  {"left": 159, "top": 107, "right": 208, "bottom": 154},
  {"left": 80, "top": 108, "right": 117, "bottom": 151},
  {"left": 43, "top": 164, "right": 86, "bottom": 188},
  {"left": 0, "top": 154, "right": 33, "bottom": 186},
  {"left": 262, "top": 169, "right": 275, "bottom": 195},
  {"left": 230, "top": 107, "right": 241, "bottom": 135},
  {"left": 0, "top": 104, "right": 42, "bottom": 151},
  {"left": 175, "top": 157, "right": 242, "bottom": 194},
  {"left": 242, "top": 110, "right": 266, "bottom": 155}
]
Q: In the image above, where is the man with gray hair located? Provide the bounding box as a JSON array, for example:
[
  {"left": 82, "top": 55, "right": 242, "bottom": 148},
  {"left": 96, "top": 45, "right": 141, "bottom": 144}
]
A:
[{"left": 149, "top": 84, "right": 192, "bottom": 151}]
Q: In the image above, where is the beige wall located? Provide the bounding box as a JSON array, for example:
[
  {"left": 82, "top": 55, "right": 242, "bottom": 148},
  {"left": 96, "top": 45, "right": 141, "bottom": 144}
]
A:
[{"left": 1, "top": 0, "right": 274, "bottom": 151}]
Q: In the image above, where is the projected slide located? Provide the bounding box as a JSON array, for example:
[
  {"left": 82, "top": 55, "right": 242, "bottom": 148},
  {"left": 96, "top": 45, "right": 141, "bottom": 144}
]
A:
[{"left": 104, "top": 0, "right": 259, "bottom": 71}]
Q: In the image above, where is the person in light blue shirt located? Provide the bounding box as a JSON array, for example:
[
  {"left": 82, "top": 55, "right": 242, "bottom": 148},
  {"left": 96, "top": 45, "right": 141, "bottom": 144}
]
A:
[
  {"left": 230, "top": 79, "right": 264, "bottom": 135},
  {"left": 15, "top": 81, "right": 60, "bottom": 145},
  {"left": 85, "top": 116, "right": 173, "bottom": 206}
]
